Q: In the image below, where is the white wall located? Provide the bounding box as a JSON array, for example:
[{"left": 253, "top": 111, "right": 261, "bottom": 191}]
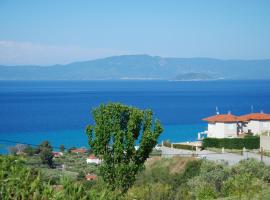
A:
[
  {"left": 260, "top": 135, "right": 270, "bottom": 151},
  {"left": 262, "top": 121, "right": 270, "bottom": 132},
  {"left": 246, "top": 120, "right": 270, "bottom": 135},
  {"left": 224, "top": 123, "right": 238, "bottom": 137},
  {"left": 86, "top": 158, "right": 102, "bottom": 165},
  {"left": 207, "top": 122, "right": 237, "bottom": 138}
]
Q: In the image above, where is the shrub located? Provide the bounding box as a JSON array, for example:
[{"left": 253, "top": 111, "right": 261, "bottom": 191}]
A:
[
  {"left": 0, "top": 156, "right": 54, "bottom": 199},
  {"left": 23, "top": 145, "right": 36, "bottom": 156},
  {"left": 202, "top": 136, "right": 259, "bottom": 149},
  {"left": 40, "top": 147, "right": 54, "bottom": 168},
  {"left": 172, "top": 144, "right": 196, "bottom": 151},
  {"left": 126, "top": 183, "right": 174, "bottom": 200},
  {"left": 60, "top": 144, "right": 65, "bottom": 152},
  {"left": 163, "top": 140, "right": 172, "bottom": 147}
]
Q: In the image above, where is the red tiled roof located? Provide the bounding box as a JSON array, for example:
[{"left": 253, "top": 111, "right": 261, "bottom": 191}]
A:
[
  {"left": 238, "top": 113, "right": 270, "bottom": 121},
  {"left": 71, "top": 148, "right": 87, "bottom": 153},
  {"left": 52, "top": 152, "right": 61, "bottom": 156},
  {"left": 85, "top": 174, "right": 97, "bottom": 181},
  {"left": 88, "top": 154, "right": 97, "bottom": 159},
  {"left": 203, "top": 114, "right": 239, "bottom": 123}
]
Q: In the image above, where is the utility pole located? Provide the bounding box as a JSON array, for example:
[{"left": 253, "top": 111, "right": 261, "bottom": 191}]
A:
[{"left": 261, "top": 147, "right": 264, "bottom": 162}]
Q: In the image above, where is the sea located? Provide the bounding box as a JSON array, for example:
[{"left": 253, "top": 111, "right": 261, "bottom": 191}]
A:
[{"left": 1, "top": 80, "right": 270, "bottom": 153}]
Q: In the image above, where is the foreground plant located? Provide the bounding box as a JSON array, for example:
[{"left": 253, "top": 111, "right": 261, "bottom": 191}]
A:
[{"left": 86, "top": 103, "right": 163, "bottom": 192}]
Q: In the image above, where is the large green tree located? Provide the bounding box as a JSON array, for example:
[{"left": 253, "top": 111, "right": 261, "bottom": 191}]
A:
[{"left": 86, "top": 103, "right": 163, "bottom": 192}]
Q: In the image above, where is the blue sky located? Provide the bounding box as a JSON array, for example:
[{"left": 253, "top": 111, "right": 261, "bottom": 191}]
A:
[{"left": 0, "top": 0, "right": 270, "bottom": 65}]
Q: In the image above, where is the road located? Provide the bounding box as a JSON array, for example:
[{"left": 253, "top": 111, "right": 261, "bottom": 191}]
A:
[{"left": 160, "top": 146, "right": 270, "bottom": 165}]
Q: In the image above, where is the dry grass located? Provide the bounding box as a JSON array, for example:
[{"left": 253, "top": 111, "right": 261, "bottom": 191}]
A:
[
  {"left": 169, "top": 156, "right": 195, "bottom": 174},
  {"left": 145, "top": 156, "right": 195, "bottom": 174}
]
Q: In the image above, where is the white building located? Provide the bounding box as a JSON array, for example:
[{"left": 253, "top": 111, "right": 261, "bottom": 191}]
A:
[
  {"left": 201, "top": 111, "right": 270, "bottom": 138},
  {"left": 202, "top": 112, "right": 239, "bottom": 138},
  {"left": 86, "top": 154, "right": 102, "bottom": 165}
]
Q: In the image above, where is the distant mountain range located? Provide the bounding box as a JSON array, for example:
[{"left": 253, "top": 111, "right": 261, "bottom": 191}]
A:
[{"left": 0, "top": 55, "right": 270, "bottom": 80}]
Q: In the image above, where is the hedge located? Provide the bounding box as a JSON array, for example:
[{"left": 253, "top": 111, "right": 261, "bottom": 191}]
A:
[
  {"left": 202, "top": 136, "right": 260, "bottom": 149},
  {"left": 172, "top": 144, "right": 196, "bottom": 151}
]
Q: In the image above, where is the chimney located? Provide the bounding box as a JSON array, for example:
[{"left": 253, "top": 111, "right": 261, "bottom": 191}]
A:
[
  {"left": 228, "top": 111, "right": 231, "bottom": 115},
  {"left": 216, "top": 106, "right": 219, "bottom": 115},
  {"left": 261, "top": 110, "right": 264, "bottom": 114}
]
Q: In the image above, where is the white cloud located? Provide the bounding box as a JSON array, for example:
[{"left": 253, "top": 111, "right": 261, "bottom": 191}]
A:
[{"left": 0, "top": 40, "right": 126, "bottom": 65}]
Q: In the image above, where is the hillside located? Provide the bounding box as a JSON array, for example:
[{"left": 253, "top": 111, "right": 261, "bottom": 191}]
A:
[{"left": 0, "top": 55, "right": 270, "bottom": 80}]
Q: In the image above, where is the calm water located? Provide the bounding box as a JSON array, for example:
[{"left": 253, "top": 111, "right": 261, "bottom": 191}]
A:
[{"left": 1, "top": 80, "right": 270, "bottom": 153}]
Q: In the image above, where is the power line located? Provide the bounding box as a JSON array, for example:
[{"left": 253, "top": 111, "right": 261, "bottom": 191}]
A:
[{"left": 0, "top": 139, "right": 62, "bottom": 150}]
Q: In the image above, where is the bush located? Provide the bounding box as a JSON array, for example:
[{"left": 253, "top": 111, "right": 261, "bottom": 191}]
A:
[
  {"left": 202, "top": 136, "right": 259, "bottom": 149},
  {"left": 0, "top": 156, "right": 54, "bottom": 199},
  {"left": 172, "top": 144, "right": 196, "bottom": 151},
  {"left": 40, "top": 147, "right": 54, "bottom": 168},
  {"left": 163, "top": 140, "right": 172, "bottom": 147},
  {"left": 23, "top": 145, "right": 36, "bottom": 156}
]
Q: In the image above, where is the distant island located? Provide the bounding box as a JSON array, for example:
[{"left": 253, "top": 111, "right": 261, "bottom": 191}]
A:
[
  {"left": 173, "top": 72, "right": 220, "bottom": 81},
  {"left": 0, "top": 54, "right": 270, "bottom": 80}
]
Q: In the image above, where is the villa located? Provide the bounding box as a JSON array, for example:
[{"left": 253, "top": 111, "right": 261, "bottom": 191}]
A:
[
  {"left": 199, "top": 111, "right": 270, "bottom": 139},
  {"left": 86, "top": 154, "right": 102, "bottom": 165}
]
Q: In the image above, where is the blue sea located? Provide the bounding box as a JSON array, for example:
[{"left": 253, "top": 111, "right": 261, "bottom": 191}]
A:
[{"left": 1, "top": 80, "right": 270, "bottom": 153}]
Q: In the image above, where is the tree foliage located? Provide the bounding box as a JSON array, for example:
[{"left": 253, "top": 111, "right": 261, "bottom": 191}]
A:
[
  {"left": 39, "top": 141, "right": 54, "bottom": 168},
  {"left": 23, "top": 145, "right": 36, "bottom": 156},
  {"left": 86, "top": 103, "right": 163, "bottom": 191},
  {"left": 60, "top": 144, "right": 65, "bottom": 152}
]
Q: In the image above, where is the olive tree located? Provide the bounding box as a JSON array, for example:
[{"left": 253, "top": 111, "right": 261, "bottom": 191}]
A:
[
  {"left": 86, "top": 103, "right": 163, "bottom": 192},
  {"left": 39, "top": 141, "right": 54, "bottom": 168}
]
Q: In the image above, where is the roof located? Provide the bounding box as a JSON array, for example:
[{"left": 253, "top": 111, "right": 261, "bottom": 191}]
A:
[
  {"left": 70, "top": 148, "right": 87, "bottom": 153},
  {"left": 203, "top": 114, "right": 239, "bottom": 123},
  {"left": 238, "top": 113, "right": 270, "bottom": 121},
  {"left": 85, "top": 174, "right": 97, "bottom": 181},
  {"left": 52, "top": 152, "right": 63, "bottom": 156},
  {"left": 88, "top": 154, "right": 97, "bottom": 159}
]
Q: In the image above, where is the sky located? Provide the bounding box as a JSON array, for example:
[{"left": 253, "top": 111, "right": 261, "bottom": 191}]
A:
[{"left": 0, "top": 0, "right": 270, "bottom": 65}]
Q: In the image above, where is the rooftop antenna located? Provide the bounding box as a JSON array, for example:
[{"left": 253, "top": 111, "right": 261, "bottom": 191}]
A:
[
  {"left": 216, "top": 106, "right": 219, "bottom": 115},
  {"left": 251, "top": 105, "right": 254, "bottom": 113}
]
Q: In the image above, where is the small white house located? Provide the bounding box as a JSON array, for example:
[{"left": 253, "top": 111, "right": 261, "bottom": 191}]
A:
[
  {"left": 203, "top": 112, "right": 239, "bottom": 138},
  {"left": 52, "top": 151, "right": 63, "bottom": 158},
  {"left": 86, "top": 154, "right": 102, "bottom": 165}
]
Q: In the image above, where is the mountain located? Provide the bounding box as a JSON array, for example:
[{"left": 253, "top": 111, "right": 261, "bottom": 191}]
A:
[{"left": 0, "top": 55, "right": 270, "bottom": 80}]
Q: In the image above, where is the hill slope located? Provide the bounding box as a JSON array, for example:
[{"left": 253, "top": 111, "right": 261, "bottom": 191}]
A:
[{"left": 0, "top": 55, "right": 270, "bottom": 80}]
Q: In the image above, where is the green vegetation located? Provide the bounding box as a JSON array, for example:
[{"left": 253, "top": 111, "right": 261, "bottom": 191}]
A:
[
  {"left": 86, "top": 103, "right": 163, "bottom": 192},
  {"left": 60, "top": 144, "right": 65, "bottom": 152},
  {"left": 202, "top": 136, "right": 260, "bottom": 149},
  {"left": 172, "top": 143, "right": 196, "bottom": 151},
  {"left": 1, "top": 103, "right": 269, "bottom": 199},
  {"left": 1, "top": 154, "right": 270, "bottom": 200},
  {"left": 40, "top": 148, "right": 54, "bottom": 168}
]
